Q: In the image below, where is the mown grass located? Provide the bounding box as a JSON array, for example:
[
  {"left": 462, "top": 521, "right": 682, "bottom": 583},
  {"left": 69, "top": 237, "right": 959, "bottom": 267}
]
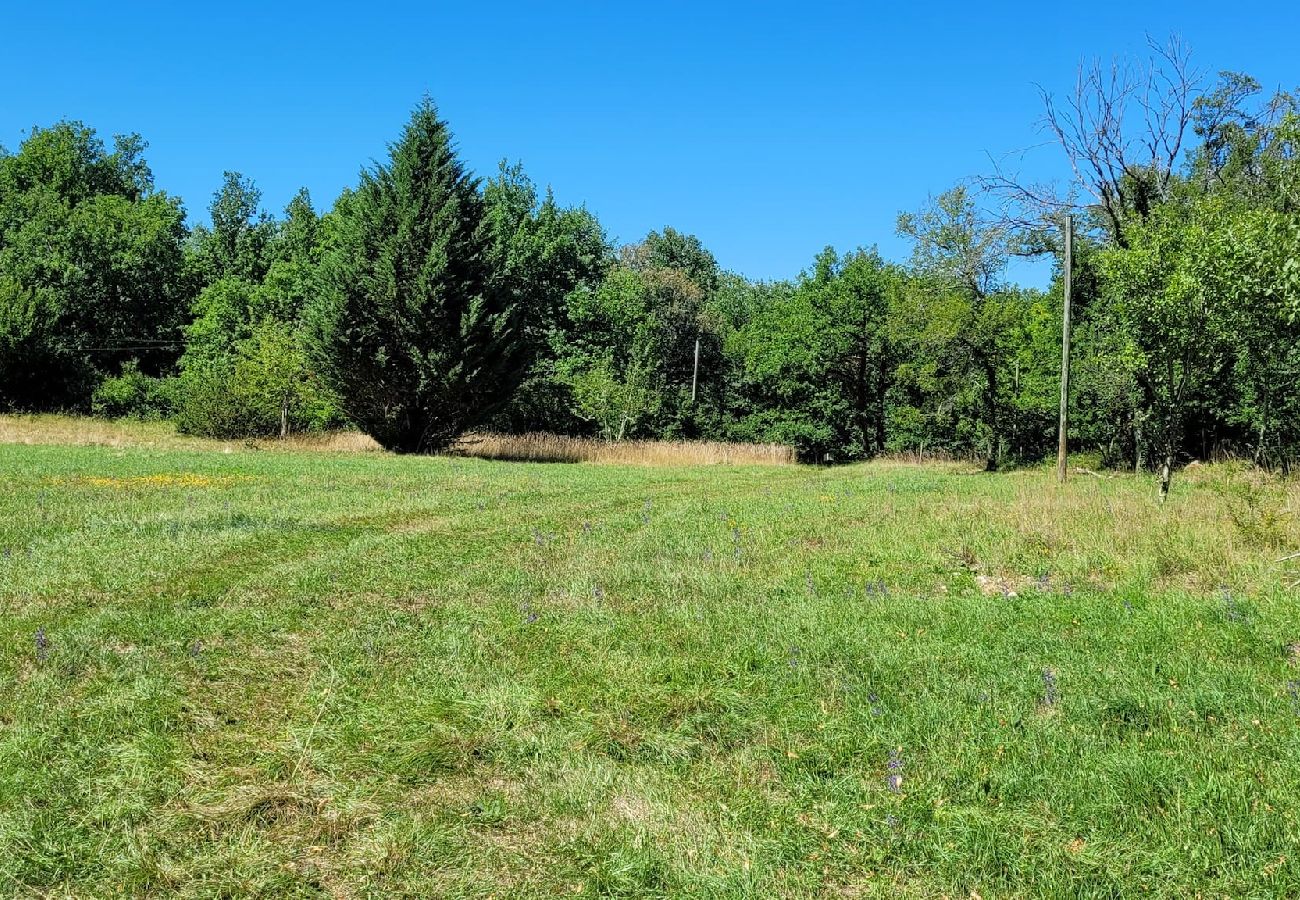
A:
[{"left": 1, "top": 423, "right": 1299, "bottom": 897}]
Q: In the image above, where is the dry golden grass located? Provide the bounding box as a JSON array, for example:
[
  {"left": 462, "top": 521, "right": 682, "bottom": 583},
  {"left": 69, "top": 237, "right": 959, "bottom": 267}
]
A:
[
  {"left": 0, "top": 415, "right": 793, "bottom": 466},
  {"left": 451, "top": 431, "right": 796, "bottom": 466},
  {"left": 0, "top": 414, "right": 380, "bottom": 454}
]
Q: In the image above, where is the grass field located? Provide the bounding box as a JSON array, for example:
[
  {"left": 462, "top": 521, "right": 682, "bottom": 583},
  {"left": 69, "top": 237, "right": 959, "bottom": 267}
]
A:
[{"left": 2, "top": 420, "right": 1300, "bottom": 897}]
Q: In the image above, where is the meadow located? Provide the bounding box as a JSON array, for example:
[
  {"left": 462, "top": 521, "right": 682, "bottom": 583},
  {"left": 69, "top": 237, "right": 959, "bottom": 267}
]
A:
[{"left": 2, "top": 418, "right": 1299, "bottom": 898}]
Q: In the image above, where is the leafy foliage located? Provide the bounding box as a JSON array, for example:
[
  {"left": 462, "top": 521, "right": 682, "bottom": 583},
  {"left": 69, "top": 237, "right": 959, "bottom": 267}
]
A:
[
  {"left": 2, "top": 73, "right": 1299, "bottom": 479},
  {"left": 0, "top": 122, "right": 188, "bottom": 410}
]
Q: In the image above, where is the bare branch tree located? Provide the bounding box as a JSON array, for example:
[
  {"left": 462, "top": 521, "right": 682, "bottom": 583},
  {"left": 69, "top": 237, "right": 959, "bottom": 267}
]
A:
[{"left": 979, "top": 35, "right": 1203, "bottom": 246}]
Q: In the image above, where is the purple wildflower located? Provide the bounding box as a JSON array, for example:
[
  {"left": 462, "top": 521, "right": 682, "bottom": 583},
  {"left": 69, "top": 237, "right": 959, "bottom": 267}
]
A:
[
  {"left": 1041, "top": 667, "right": 1059, "bottom": 706},
  {"left": 1222, "top": 588, "right": 1246, "bottom": 623},
  {"left": 886, "top": 748, "right": 904, "bottom": 793},
  {"left": 868, "top": 692, "right": 883, "bottom": 717}
]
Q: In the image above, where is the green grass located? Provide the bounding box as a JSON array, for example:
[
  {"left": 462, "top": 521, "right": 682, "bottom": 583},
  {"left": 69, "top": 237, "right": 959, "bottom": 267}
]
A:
[{"left": 2, "top": 430, "right": 1299, "bottom": 897}]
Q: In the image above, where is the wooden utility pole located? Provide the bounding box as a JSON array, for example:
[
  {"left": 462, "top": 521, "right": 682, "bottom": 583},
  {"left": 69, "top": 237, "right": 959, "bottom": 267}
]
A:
[
  {"left": 691, "top": 337, "right": 701, "bottom": 402},
  {"left": 1056, "top": 214, "right": 1073, "bottom": 483}
]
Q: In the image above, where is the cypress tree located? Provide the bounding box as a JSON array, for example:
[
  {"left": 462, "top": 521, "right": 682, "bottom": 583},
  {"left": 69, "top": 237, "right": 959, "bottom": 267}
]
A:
[{"left": 307, "top": 99, "right": 523, "bottom": 452}]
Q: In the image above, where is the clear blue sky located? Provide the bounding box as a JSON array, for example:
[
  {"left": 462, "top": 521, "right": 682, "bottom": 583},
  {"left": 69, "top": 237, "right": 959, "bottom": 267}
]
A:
[{"left": 4, "top": 2, "right": 1297, "bottom": 287}]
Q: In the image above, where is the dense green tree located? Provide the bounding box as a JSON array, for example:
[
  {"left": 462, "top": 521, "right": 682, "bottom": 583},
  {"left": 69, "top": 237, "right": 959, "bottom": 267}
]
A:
[
  {"left": 1099, "top": 196, "right": 1300, "bottom": 494},
  {"left": 0, "top": 121, "right": 187, "bottom": 410},
  {"left": 728, "top": 247, "right": 896, "bottom": 460},
  {"left": 175, "top": 187, "right": 337, "bottom": 437},
  {"left": 481, "top": 162, "right": 611, "bottom": 433},
  {"left": 897, "top": 187, "right": 1020, "bottom": 469},
  {"left": 189, "top": 171, "right": 277, "bottom": 284},
  {"left": 306, "top": 100, "right": 523, "bottom": 453}
]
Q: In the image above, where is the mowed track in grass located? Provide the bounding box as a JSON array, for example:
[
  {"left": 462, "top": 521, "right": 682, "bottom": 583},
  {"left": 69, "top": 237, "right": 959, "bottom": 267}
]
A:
[{"left": 2, "top": 434, "right": 1299, "bottom": 897}]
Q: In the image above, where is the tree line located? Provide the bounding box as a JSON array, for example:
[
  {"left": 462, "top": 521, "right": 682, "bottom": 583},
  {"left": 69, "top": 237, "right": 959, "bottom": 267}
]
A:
[{"left": 2, "top": 42, "right": 1297, "bottom": 485}]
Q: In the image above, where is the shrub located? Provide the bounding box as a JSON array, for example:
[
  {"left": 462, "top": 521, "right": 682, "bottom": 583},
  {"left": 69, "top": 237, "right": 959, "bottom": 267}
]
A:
[{"left": 91, "top": 361, "right": 176, "bottom": 419}]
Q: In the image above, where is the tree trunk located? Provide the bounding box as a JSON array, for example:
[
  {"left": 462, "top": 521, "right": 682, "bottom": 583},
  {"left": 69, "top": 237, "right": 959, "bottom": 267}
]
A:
[
  {"left": 1158, "top": 451, "right": 1174, "bottom": 503},
  {"left": 855, "top": 338, "right": 869, "bottom": 457},
  {"left": 280, "top": 394, "right": 290, "bottom": 439},
  {"left": 875, "top": 351, "right": 888, "bottom": 454},
  {"left": 984, "top": 359, "right": 999, "bottom": 472},
  {"left": 1134, "top": 413, "right": 1144, "bottom": 474}
]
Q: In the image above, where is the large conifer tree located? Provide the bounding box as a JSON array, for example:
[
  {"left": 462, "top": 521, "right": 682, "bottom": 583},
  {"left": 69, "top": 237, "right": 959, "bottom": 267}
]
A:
[{"left": 307, "top": 99, "right": 523, "bottom": 452}]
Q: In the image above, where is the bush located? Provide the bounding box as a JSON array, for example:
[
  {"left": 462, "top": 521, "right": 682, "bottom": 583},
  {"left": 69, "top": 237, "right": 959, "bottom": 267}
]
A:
[
  {"left": 91, "top": 361, "right": 176, "bottom": 419},
  {"left": 174, "top": 319, "right": 341, "bottom": 438}
]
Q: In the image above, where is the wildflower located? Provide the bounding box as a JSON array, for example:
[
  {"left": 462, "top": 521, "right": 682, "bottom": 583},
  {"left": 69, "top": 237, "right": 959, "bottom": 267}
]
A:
[
  {"left": 1222, "top": 587, "right": 1246, "bottom": 623},
  {"left": 1041, "top": 667, "right": 1059, "bottom": 706},
  {"left": 886, "top": 748, "right": 904, "bottom": 793},
  {"left": 34, "top": 627, "right": 49, "bottom": 662},
  {"left": 1288, "top": 680, "right": 1300, "bottom": 717},
  {"left": 520, "top": 601, "right": 539, "bottom": 625},
  {"left": 788, "top": 646, "right": 801, "bottom": 669},
  {"left": 868, "top": 692, "right": 883, "bottom": 717}
]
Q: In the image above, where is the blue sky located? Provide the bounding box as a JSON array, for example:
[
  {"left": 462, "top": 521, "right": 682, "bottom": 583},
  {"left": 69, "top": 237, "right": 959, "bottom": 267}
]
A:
[{"left": 3, "top": 2, "right": 1297, "bottom": 287}]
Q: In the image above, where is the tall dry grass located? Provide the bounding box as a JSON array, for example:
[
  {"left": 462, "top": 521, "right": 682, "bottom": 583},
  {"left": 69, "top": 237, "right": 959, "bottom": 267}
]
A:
[
  {"left": 0, "top": 414, "right": 380, "bottom": 454},
  {"left": 451, "top": 432, "right": 796, "bottom": 466},
  {"left": 0, "top": 416, "right": 793, "bottom": 465}
]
